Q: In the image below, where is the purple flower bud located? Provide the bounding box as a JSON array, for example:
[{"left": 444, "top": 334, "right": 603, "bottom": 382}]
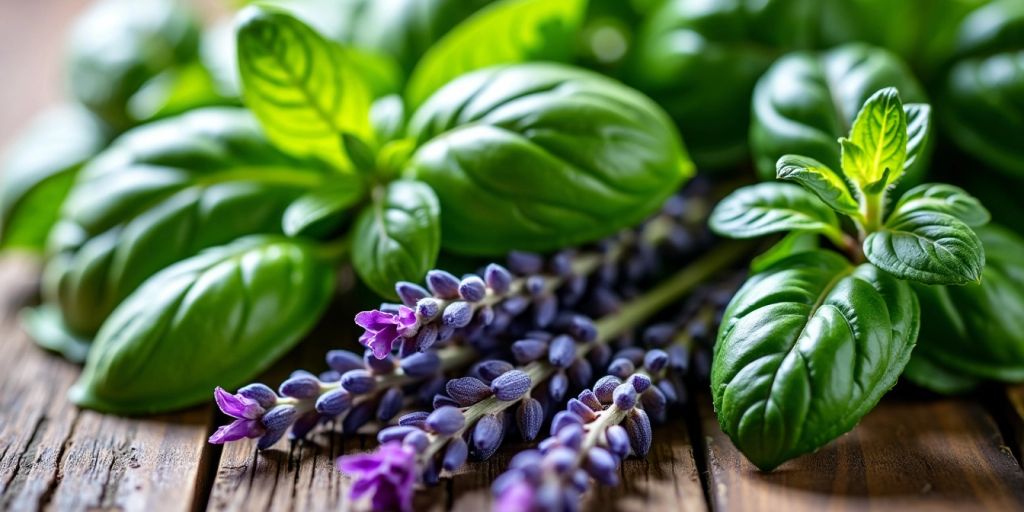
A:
[
  {"left": 569, "top": 315, "right": 598, "bottom": 342},
  {"left": 364, "top": 350, "right": 396, "bottom": 374},
  {"left": 643, "top": 324, "right": 675, "bottom": 348},
  {"left": 491, "top": 370, "right": 531, "bottom": 401},
  {"left": 551, "top": 251, "right": 573, "bottom": 277},
  {"left": 426, "top": 270, "right": 461, "bottom": 299},
  {"left": 538, "top": 437, "right": 557, "bottom": 453},
  {"left": 501, "top": 295, "right": 530, "bottom": 315},
  {"left": 472, "top": 360, "right": 515, "bottom": 384},
  {"left": 418, "top": 376, "right": 445, "bottom": 403},
  {"left": 378, "top": 425, "right": 418, "bottom": 443},
  {"left": 567, "top": 398, "right": 597, "bottom": 422},
  {"left": 377, "top": 387, "right": 404, "bottom": 422},
  {"left": 396, "top": 281, "right": 429, "bottom": 307},
  {"left": 426, "top": 406, "right": 465, "bottom": 435},
  {"left": 416, "top": 298, "right": 441, "bottom": 319},
  {"left": 556, "top": 423, "right": 584, "bottom": 449},
  {"left": 571, "top": 469, "right": 590, "bottom": 493},
  {"left": 403, "top": 430, "right": 429, "bottom": 452},
  {"left": 606, "top": 424, "right": 630, "bottom": 458},
  {"left": 262, "top": 404, "right": 297, "bottom": 431},
  {"left": 437, "top": 324, "right": 455, "bottom": 342},
  {"left": 644, "top": 349, "right": 670, "bottom": 372},
  {"left": 515, "top": 397, "right": 544, "bottom": 442},
  {"left": 458, "top": 275, "right": 487, "bottom": 302},
  {"left": 567, "top": 359, "right": 593, "bottom": 389},
  {"left": 511, "top": 339, "right": 548, "bottom": 364},
  {"left": 625, "top": 409, "right": 653, "bottom": 457},
  {"left": 442, "top": 301, "right": 473, "bottom": 328},
  {"left": 508, "top": 251, "right": 543, "bottom": 274},
  {"left": 478, "top": 305, "right": 495, "bottom": 325},
  {"left": 446, "top": 376, "right": 492, "bottom": 406},
  {"left": 472, "top": 414, "right": 505, "bottom": 460},
  {"left": 526, "top": 276, "right": 546, "bottom": 296},
  {"left": 658, "top": 379, "right": 680, "bottom": 404},
  {"left": 533, "top": 295, "right": 558, "bottom": 327},
  {"left": 315, "top": 388, "right": 352, "bottom": 415},
  {"left": 544, "top": 447, "right": 576, "bottom": 474},
  {"left": 484, "top": 263, "right": 512, "bottom": 294},
  {"left": 578, "top": 390, "right": 603, "bottom": 411},
  {"left": 641, "top": 387, "right": 668, "bottom": 423},
  {"left": 340, "top": 369, "right": 376, "bottom": 394},
  {"left": 443, "top": 437, "right": 469, "bottom": 471},
  {"left": 509, "top": 449, "right": 543, "bottom": 473},
  {"left": 278, "top": 375, "right": 320, "bottom": 399},
  {"left": 551, "top": 411, "right": 583, "bottom": 435},
  {"left": 433, "top": 394, "right": 459, "bottom": 409},
  {"left": 423, "top": 458, "right": 442, "bottom": 486},
  {"left": 548, "top": 372, "right": 568, "bottom": 402},
  {"left": 257, "top": 425, "right": 287, "bottom": 450},
  {"left": 594, "top": 376, "right": 621, "bottom": 404},
  {"left": 613, "top": 383, "right": 638, "bottom": 410},
  {"left": 398, "top": 411, "right": 429, "bottom": 428},
  {"left": 397, "top": 336, "right": 417, "bottom": 358},
  {"left": 589, "top": 343, "right": 612, "bottom": 369},
  {"left": 562, "top": 275, "right": 587, "bottom": 306},
  {"left": 630, "top": 374, "right": 652, "bottom": 394},
  {"left": 548, "top": 335, "right": 576, "bottom": 368},
  {"left": 415, "top": 324, "right": 438, "bottom": 351},
  {"left": 400, "top": 351, "right": 441, "bottom": 377},
  {"left": 586, "top": 447, "right": 619, "bottom": 486},
  {"left": 238, "top": 383, "right": 277, "bottom": 408},
  {"left": 492, "top": 470, "right": 527, "bottom": 502},
  {"left": 326, "top": 349, "right": 364, "bottom": 373},
  {"left": 319, "top": 370, "right": 341, "bottom": 382},
  {"left": 594, "top": 287, "right": 621, "bottom": 315},
  {"left": 608, "top": 358, "right": 635, "bottom": 378},
  {"left": 668, "top": 344, "right": 690, "bottom": 373},
  {"left": 342, "top": 401, "right": 374, "bottom": 433}
]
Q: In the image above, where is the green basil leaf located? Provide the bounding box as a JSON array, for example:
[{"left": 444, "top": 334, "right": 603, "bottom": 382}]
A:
[
  {"left": 405, "top": 0, "right": 587, "bottom": 108},
  {"left": 69, "top": 235, "right": 335, "bottom": 413},
  {"left": 0, "top": 105, "right": 109, "bottom": 252},
  {"left": 751, "top": 44, "right": 928, "bottom": 183},
  {"left": 48, "top": 108, "right": 328, "bottom": 337},
  {"left": 846, "top": 87, "right": 907, "bottom": 188},
  {"left": 910, "top": 225, "right": 1024, "bottom": 383},
  {"left": 776, "top": 154, "right": 860, "bottom": 216},
  {"left": 890, "top": 183, "right": 990, "bottom": 227},
  {"left": 351, "top": 180, "right": 441, "bottom": 299},
  {"left": 236, "top": 5, "right": 374, "bottom": 170},
  {"left": 942, "top": 0, "right": 1024, "bottom": 177},
  {"left": 864, "top": 210, "right": 985, "bottom": 285},
  {"left": 713, "top": 251, "right": 919, "bottom": 471},
  {"left": 629, "top": 0, "right": 816, "bottom": 169},
  {"left": 371, "top": 95, "right": 407, "bottom": 145},
  {"left": 902, "top": 350, "right": 981, "bottom": 395},
  {"left": 282, "top": 178, "right": 366, "bottom": 238},
  {"left": 709, "top": 183, "right": 839, "bottom": 240},
  {"left": 902, "top": 103, "right": 931, "bottom": 172},
  {"left": 21, "top": 306, "right": 93, "bottom": 363},
  {"left": 126, "top": 60, "right": 233, "bottom": 123},
  {"left": 750, "top": 232, "right": 819, "bottom": 274},
  {"left": 406, "top": 63, "right": 692, "bottom": 254},
  {"left": 67, "top": 0, "right": 200, "bottom": 130}
]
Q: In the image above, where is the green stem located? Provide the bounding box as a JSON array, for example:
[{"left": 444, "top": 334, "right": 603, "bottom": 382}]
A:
[{"left": 861, "top": 191, "right": 886, "bottom": 233}]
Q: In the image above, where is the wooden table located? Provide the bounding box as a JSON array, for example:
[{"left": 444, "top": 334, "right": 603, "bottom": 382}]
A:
[{"left": 1, "top": 257, "right": 1023, "bottom": 511}]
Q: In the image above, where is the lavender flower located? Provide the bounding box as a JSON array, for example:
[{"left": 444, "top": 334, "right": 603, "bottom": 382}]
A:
[
  {"left": 337, "top": 441, "right": 418, "bottom": 512},
  {"left": 208, "top": 387, "right": 268, "bottom": 443},
  {"left": 354, "top": 307, "right": 418, "bottom": 359}
]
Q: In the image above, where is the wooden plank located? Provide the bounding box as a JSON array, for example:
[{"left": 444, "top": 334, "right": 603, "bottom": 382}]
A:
[
  {"left": 1002, "top": 385, "right": 1024, "bottom": 463},
  {"left": 700, "top": 393, "right": 1024, "bottom": 512},
  {"left": 0, "top": 259, "right": 214, "bottom": 512}
]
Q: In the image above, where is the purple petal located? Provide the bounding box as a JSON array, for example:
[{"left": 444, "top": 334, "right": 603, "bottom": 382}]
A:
[
  {"left": 354, "top": 310, "right": 395, "bottom": 331},
  {"left": 213, "top": 387, "right": 263, "bottom": 419},
  {"left": 208, "top": 418, "right": 263, "bottom": 444}
]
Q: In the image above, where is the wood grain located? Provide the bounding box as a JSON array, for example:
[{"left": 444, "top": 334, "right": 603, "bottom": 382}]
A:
[
  {"left": 700, "top": 393, "right": 1024, "bottom": 512},
  {"left": 1003, "top": 385, "right": 1024, "bottom": 462},
  {"left": 0, "top": 259, "right": 214, "bottom": 512}
]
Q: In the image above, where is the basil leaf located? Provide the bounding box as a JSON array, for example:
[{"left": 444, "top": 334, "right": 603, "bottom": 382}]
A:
[
  {"left": 67, "top": 0, "right": 200, "bottom": 130},
  {"left": 776, "top": 155, "right": 860, "bottom": 216},
  {"left": 942, "top": 0, "right": 1024, "bottom": 177},
  {"left": 236, "top": 5, "right": 374, "bottom": 170},
  {"left": 69, "top": 236, "right": 335, "bottom": 413},
  {"left": 406, "top": 63, "right": 692, "bottom": 254},
  {"left": 21, "top": 306, "right": 93, "bottom": 363},
  {"left": 0, "top": 105, "right": 108, "bottom": 252},
  {"left": 351, "top": 180, "right": 441, "bottom": 299},
  {"left": 629, "top": 0, "right": 816, "bottom": 169},
  {"left": 890, "top": 183, "right": 990, "bottom": 227},
  {"left": 902, "top": 351, "right": 981, "bottom": 395},
  {"left": 846, "top": 87, "right": 907, "bottom": 189},
  {"left": 864, "top": 210, "right": 985, "bottom": 285},
  {"left": 713, "top": 251, "right": 919, "bottom": 471},
  {"left": 751, "top": 44, "right": 928, "bottom": 183},
  {"left": 47, "top": 108, "right": 328, "bottom": 337},
  {"left": 902, "top": 103, "right": 931, "bottom": 172},
  {"left": 405, "top": 0, "right": 587, "bottom": 108},
  {"left": 283, "top": 178, "right": 366, "bottom": 238},
  {"left": 910, "top": 225, "right": 1024, "bottom": 383},
  {"left": 709, "top": 183, "right": 839, "bottom": 240},
  {"left": 349, "top": 0, "right": 493, "bottom": 72},
  {"left": 750, "top": 232, "right": 819, "bottom": 274}
]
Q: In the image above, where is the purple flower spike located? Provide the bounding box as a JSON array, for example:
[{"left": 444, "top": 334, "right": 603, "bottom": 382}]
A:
[
  {"left": 608, "top": 357, "right": 636, "bottom": 378},
  {"left": 550, "top": 411, "right": 583, "bottom": 435},
  {"left": 613, "top": 383, "right": 638, "bottom": 410},
  {"left": 426, "top": 406, "right": 465, "bottom": 435},
  {"left": 511, "top": 339, "right": 548, "bottom": 364},
  {"left": 593, "top": 376, "right": 621, "bottom": 403},
  {"left": 443, "top": 437, "right": 469, "bottom": 471},
  {"left": 578, "top": 389, "right": 603, "bottom": 411},
  {"left": 458, "top": 275, "right": 487, "bottom": 302},
  {"left": 491, "top": 370, "right": 531, "bottom": 401},
  {"left": 625, "top": 409, "right": 653, "bottom": 457},
  {"left": 495, "top": 478, "right": 535, "bottom": 512},
  {"left": 238, "top": 383, "right": 277, "bottom": 408},
  {"left": 548, "top": 335, "right": 576, "bottom": 368},
  {"left": 403, "top": 430, "right": 429, "bottom": 452},
  {"left": 426, "top": 270, "right": 461, "bottom": 299},
  {"left": 629, "top": 374, "right": 652, "bottom": 394},
  {"left": 341, "top": 369, "right": 376, "bottom": 394},
  {"left": 400, "top": 351, "right": 441, "bottom": 377},
  {"left": 315, "top": 388, "right": 352, "bottom": 415},
  {"left": 279, "top": 375, "right": 321, "bottom": 399},
  {"left": 355, "top": 306, "right": 417, "bottom": 359},
  {"left": 446, "top": 376, "right": 492, "bottom": 406},
  {"left": 586, "top": 447, "right": 619, "bottom": 486},
  {"left": 516, "top": 397, "right": 544, "bottom": 441},
  {"left": 606, "top": 424, "right": 631, "bottom": 458},
  {"left": 209, "top": 387, "right": 266, "bottom": 444},
  {"left": 484, "top": 264, "right": 512, "bottom": 294},
  {"left": 326, "top": 350, "right": 364, "bottom": 373},
  {"left": 644, "top": 349, "right": 670, "bottom": 372},
  {"left": 398, "top": 411, "right": 429, "bottom": 428},
  {"left": 472, "top": 360, "right": 515, "bottom": 384},
  {"left": 472, "top": 414, "right": 505, "bottom": 459},
  {"left": 442, "top": 302, "right": 473, "bottom": 328},
  {"left": 395, "top": 281, "right": 429, "bottom": 307},
  {"left": 378, "top": 425, "right": 418, "bottom": 444},
  {"left": 377, "top": 388, "right": 404, "bottom": 422},
  {"left": 337, "top": 442, "right": 417, "bottom": 512},
  {"left": 548, "top": 372, "right": 569, "bottom": 402},
  {"left": 567, "top": 398, "right": 597, "bottom": 422}
]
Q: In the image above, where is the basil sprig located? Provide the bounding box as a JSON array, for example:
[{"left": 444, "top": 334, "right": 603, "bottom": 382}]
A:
[{"left": 710, "top": 87, "right": 989, "bottom": 470}]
